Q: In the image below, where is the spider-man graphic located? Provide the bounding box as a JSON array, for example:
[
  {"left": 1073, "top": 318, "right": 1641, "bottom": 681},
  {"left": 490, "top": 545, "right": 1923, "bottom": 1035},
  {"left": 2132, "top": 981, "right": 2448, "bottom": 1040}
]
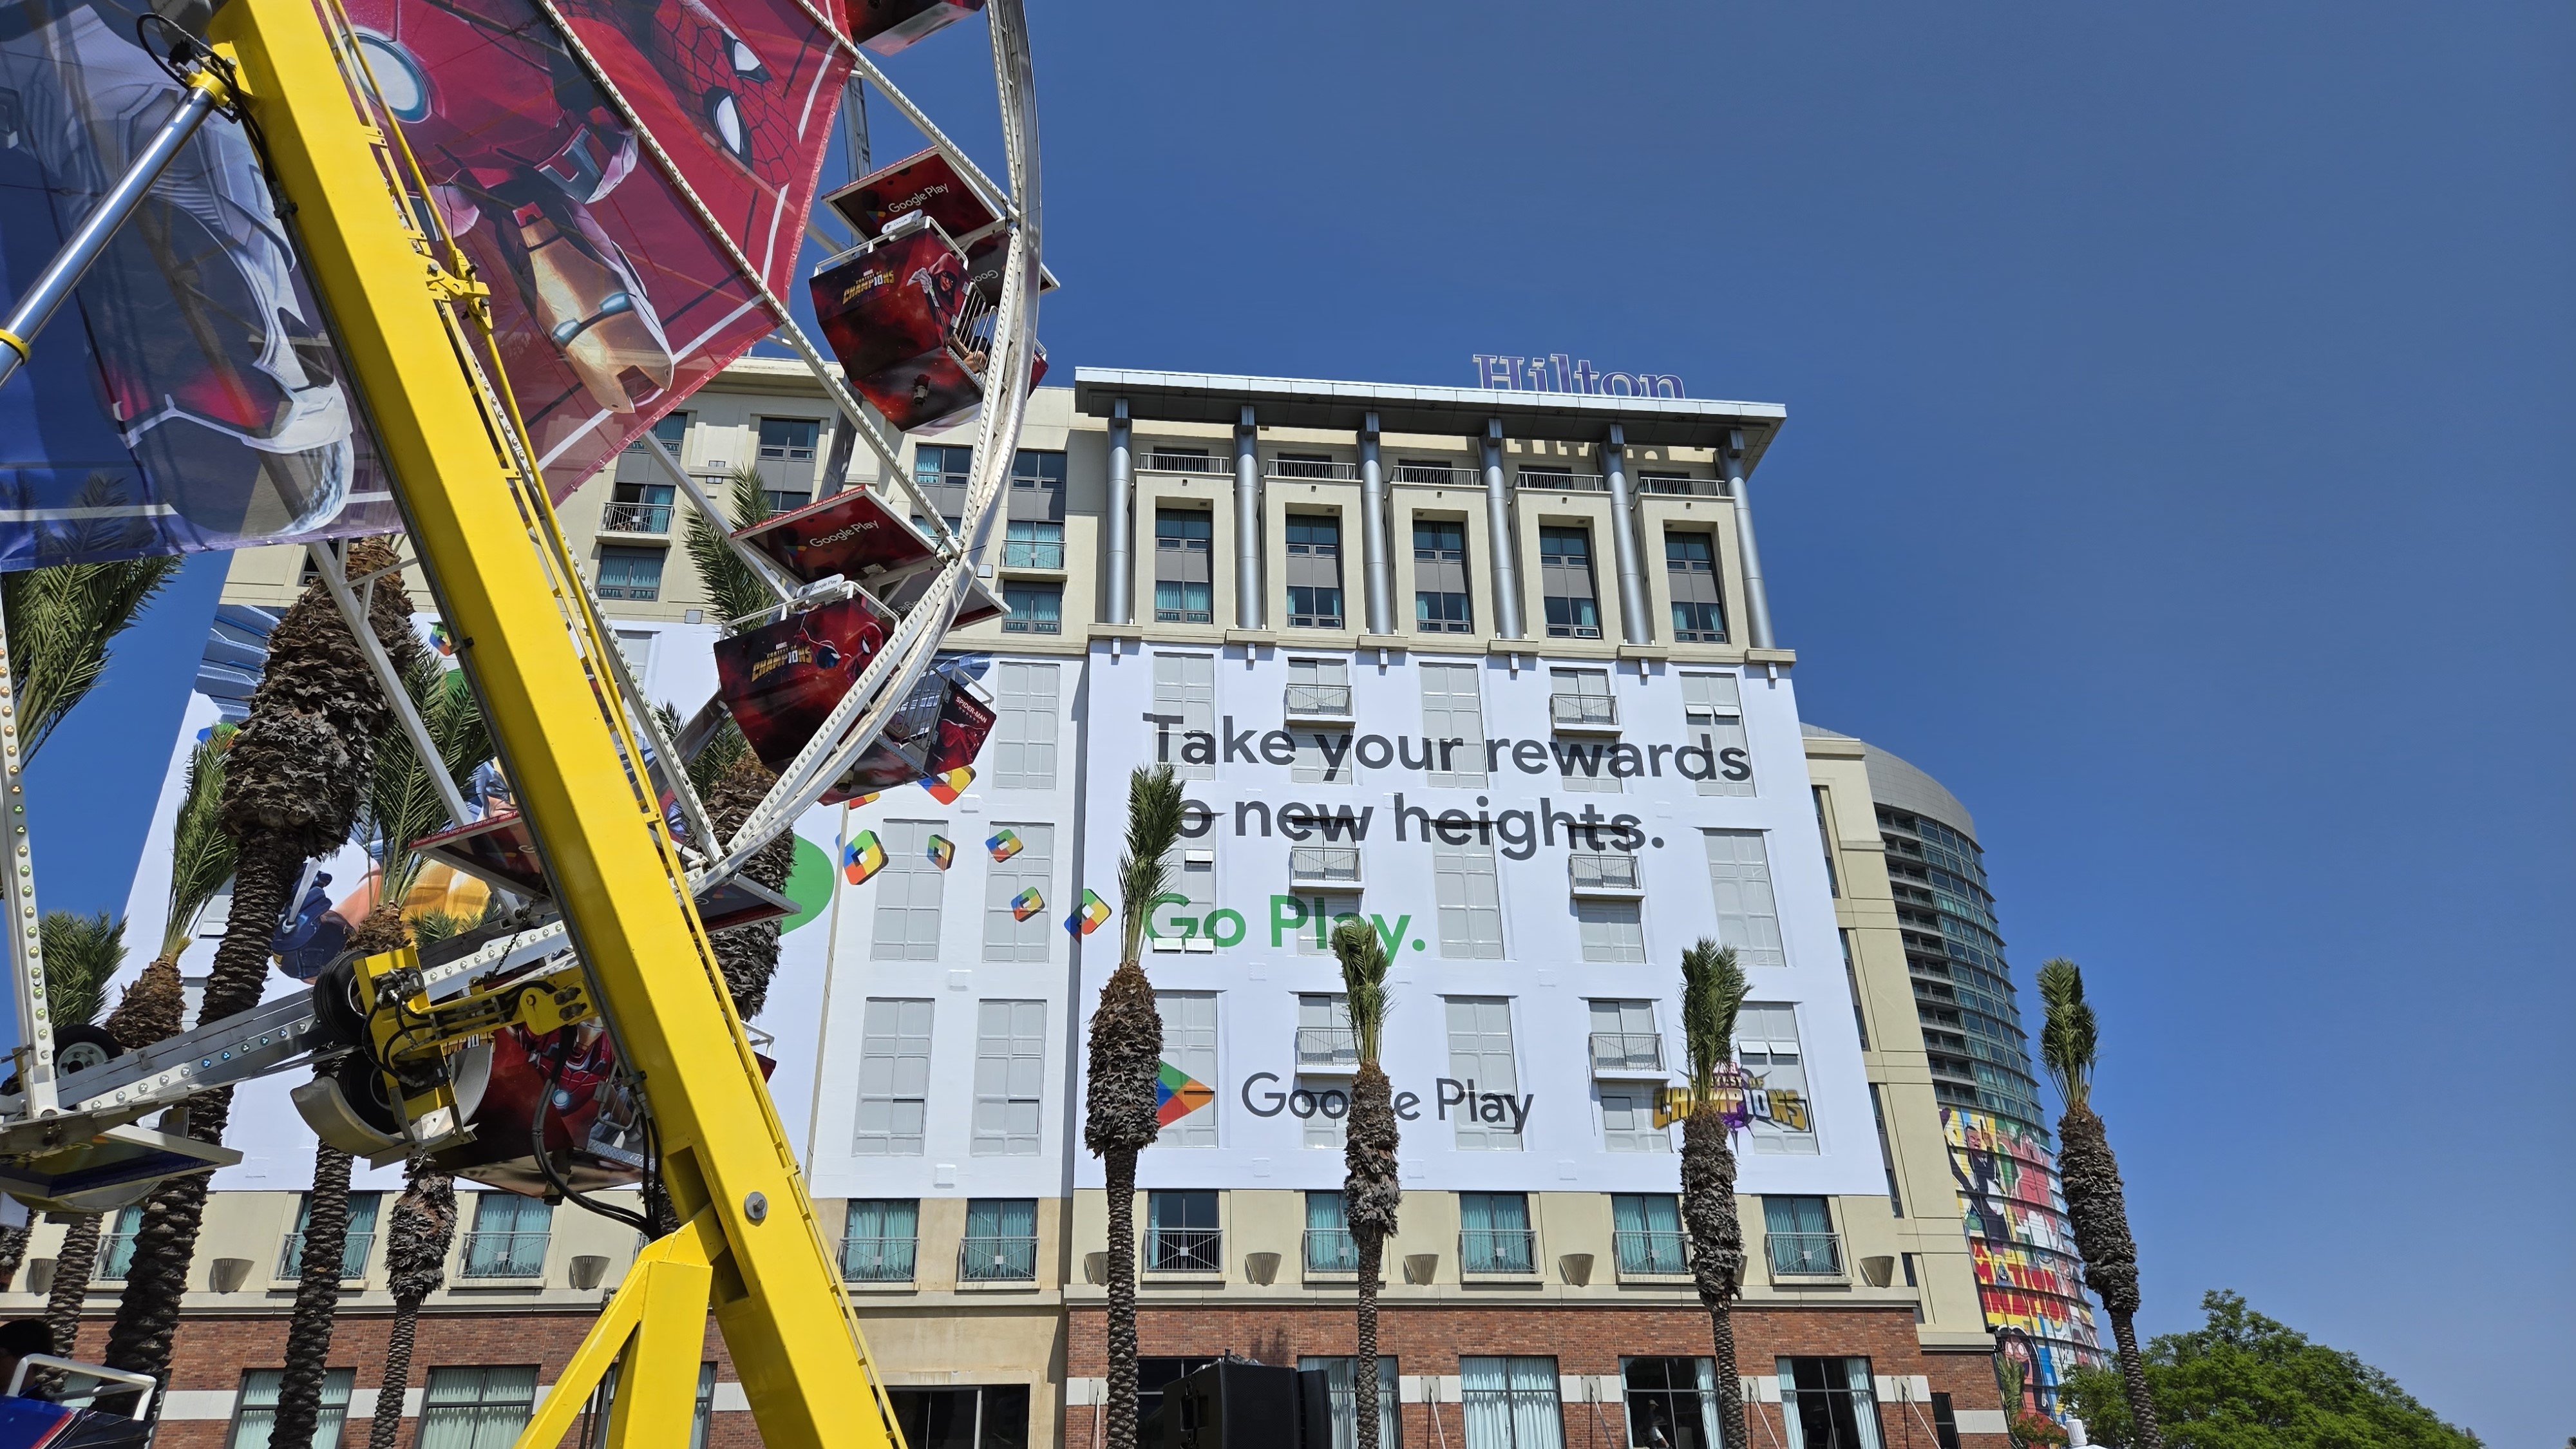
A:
[{"left": 712, "top": 591, "right": 896, "bottom": 772}]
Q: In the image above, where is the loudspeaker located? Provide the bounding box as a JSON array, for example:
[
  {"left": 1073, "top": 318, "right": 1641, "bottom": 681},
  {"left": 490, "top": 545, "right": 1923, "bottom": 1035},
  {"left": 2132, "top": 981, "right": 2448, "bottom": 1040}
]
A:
[{"left": 1138, "top": 1359, "right": 1335, "bottom": 1449}]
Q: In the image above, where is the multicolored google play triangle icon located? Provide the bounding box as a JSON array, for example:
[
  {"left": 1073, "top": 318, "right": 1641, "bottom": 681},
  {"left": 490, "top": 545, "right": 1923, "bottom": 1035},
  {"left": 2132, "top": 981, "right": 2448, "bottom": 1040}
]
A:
[
  {"left": 1065, "top": 888, "right": 1111, "bottom": 936},
  {"left": 843, "top": 831, "right": 887, "bottom": 885},
  {"left": 986, "top": 828, "right": 1023, "bottom": 862},
  {"left": 926, "top": 835, "right": 956, "bottom": 871},
  {"left": 921, "top": 766, "right": 974, "bottom": 804},
  {"left": 1010, "top": 887, "right": 1044, "bottom": 921},
  {"left": 1154, "top": 1062, "right": 1215, "bottom": 1126}
]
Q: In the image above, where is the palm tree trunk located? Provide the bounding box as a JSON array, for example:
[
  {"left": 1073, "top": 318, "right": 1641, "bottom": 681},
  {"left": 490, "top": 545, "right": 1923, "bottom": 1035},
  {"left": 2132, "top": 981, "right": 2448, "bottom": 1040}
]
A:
[
  {"left": 2106, "top": 1311, "right": 2160, "bottom": 1449},
  {"left": 1342, "top": 1060, "right": 1399, "bottom": 1449},
  {"left": 1682, "top": 1108, "right": 1748, "bottom": 1449},
  {"left": 368, "top": 1295, "right": 425, "bottom": 1449},
  {"left": 2054, "top": 1105, "right": 2158, "bottom": 1449},
  {"left": 0, "top": 1225, "right": 26, "bottom": 1293},
  {"left": 270, "top": 1144, "right": 355, "bottom": 1449},
  {"left": 1102, "top": 1146, "right": 1141, "bottom": 1449},
  {"left": 44, "top": 1213, "right": 102, "bottom": 1356},
  {"left": 1354, "top": 1231, "right": 1383, "bottom": 1449}
]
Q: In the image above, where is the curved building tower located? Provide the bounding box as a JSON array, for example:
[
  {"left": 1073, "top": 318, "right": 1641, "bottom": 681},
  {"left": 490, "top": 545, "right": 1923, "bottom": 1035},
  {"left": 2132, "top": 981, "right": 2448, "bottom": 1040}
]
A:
[{"left": 1808, "top": 726, "right": 2105, "bottom": 1404}]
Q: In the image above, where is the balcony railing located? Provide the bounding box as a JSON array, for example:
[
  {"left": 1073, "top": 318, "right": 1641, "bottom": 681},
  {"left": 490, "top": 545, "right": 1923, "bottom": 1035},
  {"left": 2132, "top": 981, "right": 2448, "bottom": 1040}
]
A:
[
  {"left": 1613, "top": 1230, "right": 1690, "bottom": 1276},
  {"left": 278, "top": 1230, "right": 375, "bottom": 1282},
  {"left": 1001, "top": 537, "right": 1065, "bottom": 569},
  {"left": 1269, "top": 459, "right": 1361, "bottom": 481},
  {"left": 1146, "top": 1227, "right": 1223, "bottom": 1274},
  {"left": 1569, "top": 853, "right": 1642, "bottom": 895},
  {"left": 1391, "top": 464, "right": 1475, "bottom": 486},
  {"left": 1289, "top": 846, "right": 1361, "bottom": 889},
  {"left": 1588, "top": 1032, "right": 1666, "bottom": 1075},
  {"left": 601, "top": 502, "right": 672, "bottom": 535},
  {"left": 1550, "top": 692, "right": 1618, "bottom": 728},
  {"left": 1639, "top": 474, "right": 1727, "bottom": 497},
  {"left": 841, "top": 1235, "right": 918, "bottom": 1282},
  {"left": 1303, "top": 1229, "right": 1358, "bottom": 1274},
  {"left": 1283, "top": 683, "right": 1353, "bottom": 717},
  {"left": 1767, "top": 1233, "right": 1844, "bottom": 1277},
  {"left": 1142, "top": 452, "right": 1227, "bottom": 475},
  {"left": 460, "top": 1231, "right": 549, "bottom": 1279},
  {"left": 1517, "top": 469, "right": 1608, "bottom": 493},
  {"left": 1296, "top": 1027, "right": 1359, "bottom": 1068},
  {"left": 958, "top": 1235, "right": 1039, "bottom": 1282},
  {"left": 1459, "top": 1228, "right": 1537, "bottom": 1276}
]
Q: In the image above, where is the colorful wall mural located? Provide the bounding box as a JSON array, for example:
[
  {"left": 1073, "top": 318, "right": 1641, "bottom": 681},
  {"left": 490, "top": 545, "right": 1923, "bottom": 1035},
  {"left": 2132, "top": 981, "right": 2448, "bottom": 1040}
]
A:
[{"left": 1944, "top": 1106, "right": 2105, "bottom": 1407}]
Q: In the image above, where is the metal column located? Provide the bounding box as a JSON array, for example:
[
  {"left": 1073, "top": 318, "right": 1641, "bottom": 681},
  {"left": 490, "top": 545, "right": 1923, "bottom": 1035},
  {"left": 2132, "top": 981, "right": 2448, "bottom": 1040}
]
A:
[
  {"left": 1481, "top": 419, "right": 1524, "bottom": 639},
  {"left": 1235, "top": 404, "right": 1262, "bottom": 629},
  {"left": 1604, "top": 424, "right": 1651, "bottom": 645},
  {"left": 1105, "top": 399, "right": 1133, "bottom": 625},
  {"left": 1725, "top": 430, "right": 1776, "bottom": 649},
  {"left": 1358, "top": 411, "right": 1392, "bottom": 634}
]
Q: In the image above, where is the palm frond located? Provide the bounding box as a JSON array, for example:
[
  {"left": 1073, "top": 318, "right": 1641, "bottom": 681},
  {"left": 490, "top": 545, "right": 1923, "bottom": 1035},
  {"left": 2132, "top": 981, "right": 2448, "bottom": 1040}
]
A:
[
  {"left": 0, "top": 549, "right": 183, "bottom": 760},
  {"left": 654, "top": 700, "right": 748, "bottom": 800},
  {"left": 682, "top": 468, "right": 776, "bottom": 632},
  {"left": 1115, "top": 764, "right": 1185, "bottom": 968},
  {"left": 1331, "top": 916, "right": 1393, "bottom": 1063},
  {"left": 158, "top": 734, "right": 238, "bottom": 961},
  {"left": 360, "top": 655, "right": 495, "bottom": 904},
  {"left": 37, "top": 910, "right": 126, "bottom": 1028},
  {"left": 2036, "top": 957, "right": 2097, "bottom": 1112},
  {"left": 1679, "top": 938, "right": 1748, "bottom": 1096}
]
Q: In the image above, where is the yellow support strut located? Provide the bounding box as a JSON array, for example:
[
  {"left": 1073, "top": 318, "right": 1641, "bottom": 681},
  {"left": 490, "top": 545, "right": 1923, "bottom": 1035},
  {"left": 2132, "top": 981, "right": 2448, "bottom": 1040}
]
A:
[{"left": 205, "top": 1, "right": 898, "bottom": 1445}]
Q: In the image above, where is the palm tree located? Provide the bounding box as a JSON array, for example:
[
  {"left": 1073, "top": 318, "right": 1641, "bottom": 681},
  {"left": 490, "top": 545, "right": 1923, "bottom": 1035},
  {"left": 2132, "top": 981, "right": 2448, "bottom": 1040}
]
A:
[
  {"left": 104, "top": 536, "right": 423, "bottom": 1383},
  {"left": 1329, "top": 917, "right": 1397, "bottom": 1449},
  {"left": 363, "top": 1157, "right": 457, "bottom": 1449},
  {"left": 28, "top": 911, "right": 128, "bottom": 1374},
  {"left": 682, "top": 466, "right": 777, "bottom": 629},
  {"left": 1083, "top": 764, "right": 1184, "bottom": 1449},
  {"left": 1678, "top": 940, "right": 1751, "bottom": 1449},
  {"left": 0, "top": 548, "right": 182, "bottom": 759},
  {"left": 2036, "top": 960, "right": 2162, "bottom": 1449}
]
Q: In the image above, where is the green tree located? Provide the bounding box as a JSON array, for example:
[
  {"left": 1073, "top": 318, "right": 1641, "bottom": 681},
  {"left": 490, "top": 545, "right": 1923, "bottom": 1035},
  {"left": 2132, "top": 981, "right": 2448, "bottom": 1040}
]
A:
[
  {"left": 29, "top": 910, "right": 128, "bottom": 1373},
  {"left": 1083, "top": 764, "right": 1184, "bottom": 1449},
  {"left": 0, "top": 549, "right": 182, "bottom": 759},
  {"left": 2038, "top": 959, "right": 2163, "bottom": 1449},
  {"left": 1330, "top": 916, "right": 1398, "bottom": 1449},
  {"left": 2057, "top": 1293, "right": 2480, "bottom": 1449},
  {"left": 1678, "top": 939, "right": 1752, "bottom": 1449}
]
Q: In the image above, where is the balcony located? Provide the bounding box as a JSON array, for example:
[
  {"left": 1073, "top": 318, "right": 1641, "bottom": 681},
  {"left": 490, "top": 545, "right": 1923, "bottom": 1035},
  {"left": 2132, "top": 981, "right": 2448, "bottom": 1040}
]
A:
[
  {"left": 1303, "top": 1229, "right": 1358, "bottom": 1275},
  {"left": 1283, "top": 683, "right": 1354, "bottom": 721},
  {"left": 1588, "top": 1032, "right": 1667, "bottom": 1077},
  {"left": 1146, "top": 1227, "right": 1223, "bottom": 1275},
  {"left": 278, "top": 1229, "right": 374, "bottom": 1283},
  {"left": 841, "top": 1235, "right": 918, "bottom": 1283},
  {"left": 1517, "top": 469, "right": 1608, "bottom": 493},
  {"left": 1001, "top": 536, "right": 1065, "bottom": 570},
  {"left": 1267, "top": 459, "right": 1361, "bottom": 482},
  {"left": 1569, "top": 852, "right": 1643, "bottom": 898},
  {"left": 1549, "top": 692, "right": 1618, "bottom": 730},
  {"left": 1289, "top": 846, "right": 1361, "bottom": 891},
  {"left": 1142, "top": 451, "right": 1227, "bottom": 475},
  {"left": 1390, "top": 463, "right": 1475, "bottom": 487},
  {"left": 1459, "top": 1228, "right": 1537, "bottom": 1276},
  {"left": 1767, "top": 1233, "right": 1844, "bottom": 1278},
  {"left": 1613, "top": 1230, "right": 1690, "bottom": 1277},
  {"left": 957, "top": 1235, "right": 1039, "bottom": 1283},
  {"left": 1296, "top": 1027, "right": 1359, "bottom": 1072},
  {"left": 459, "top": 1231, "right": 549, "bottom": 1280},
  {"left": 600, "top": 502, "right": 672, "bottom": 536},
  {"left": 1639, "top": 474, "right": 1727, "bottom": 497}
]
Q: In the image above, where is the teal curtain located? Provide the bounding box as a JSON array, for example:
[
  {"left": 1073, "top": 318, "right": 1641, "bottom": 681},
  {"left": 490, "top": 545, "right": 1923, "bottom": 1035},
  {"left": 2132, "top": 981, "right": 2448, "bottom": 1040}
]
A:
[
  {"left": 416, "top": 1366, "right": 538, "bottom": 1449},
  {"left": 228, "top": 1368, "right": 354, "bottom": 1449}
]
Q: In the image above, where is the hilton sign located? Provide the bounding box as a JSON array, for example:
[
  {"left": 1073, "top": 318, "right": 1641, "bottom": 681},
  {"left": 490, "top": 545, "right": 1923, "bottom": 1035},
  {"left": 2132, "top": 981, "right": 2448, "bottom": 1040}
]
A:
[{"left": 1471, "top": 354, "right": 1684, "bottom": 397}]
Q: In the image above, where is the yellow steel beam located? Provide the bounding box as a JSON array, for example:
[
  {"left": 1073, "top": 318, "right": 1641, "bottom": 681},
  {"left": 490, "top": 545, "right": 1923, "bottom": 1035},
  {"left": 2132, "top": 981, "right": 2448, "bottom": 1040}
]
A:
[{"left": 206, "top": 1, "right": 895, "bottom": 1444}]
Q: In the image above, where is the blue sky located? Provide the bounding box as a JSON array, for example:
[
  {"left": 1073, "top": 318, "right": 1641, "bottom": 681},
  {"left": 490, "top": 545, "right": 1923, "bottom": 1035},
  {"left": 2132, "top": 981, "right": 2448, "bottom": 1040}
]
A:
[{"left": 27, "top": 1, "right": 2572, "bottom": 1441}]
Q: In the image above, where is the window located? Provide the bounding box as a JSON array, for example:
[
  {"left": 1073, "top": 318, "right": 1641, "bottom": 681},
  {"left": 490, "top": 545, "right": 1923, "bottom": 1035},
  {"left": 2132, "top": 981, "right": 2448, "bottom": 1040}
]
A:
[
  {"left": 1930, "top": 1394, "right": 1961, "bottom": 1449},
  {"left": 1813, "top": 788, "right": 1840, "bottom": 897},
  {"left": 1588, "top": 999, "right": 1663, "bottom": 1072},
  {"left": 460, "top": 1193, "right": 551, "bottom": 1278},
  {"left": 1417, "top": 661, "right": 1487, "bottom": 787},
  {"left": 1286, "top": 655, "right": 1353, "bottom": 718},
  {"left": 1002, "top": 519, "right": 1065, "bottom": 569},
  {"left": 1776, "top": 1358, "right": 1884, "bottom": 1449},
  {"left": 1412, "top": 520, "right": 1472, "bottom": 632},
  {"left": 1151, "top": 653, "right": 1215, "bottom": 781},
  {"left": 887, "top": 1387, "right": 1032, "bottom": 1449},
  {"left": 990, "top": 662, "right": 1059, "bottom": 790},
  {"left": 914, "top": 444, "right": 972, "bottom": 523},
  {"left": 1665, "top": 531, "right": 1727, "bottom": 642},
  {"left": 1155, "top": 992, "right": 1220, "bottom": 1146},
  {"left": 1296, "top": 994, "right": 1356, "bottom": 1068},
  {"left": 1155, "top": 509, "right": 1214, "bottom": 623},
  {"left": 999, "top": 582, "right": 1061, "bottom": 634},
  {"left": 1433, "top": 838, "right": 1504, "bottom": 959},
  {"left": 595, "top": 545, "right": 664, "bottom": 601},
  {"left": 1611, "top": 1196, "right": 1687, "bottom": 1275},
  {"left": 1303, "top": 1191, "right": 1356, "bottom": 1273},
  {"left": 1871, "top": 1086, "right": 1904, "bottom": 1215},
  {"left": 971, "top": 1000, "right": 1046, "bottom": 1156},
  {"left": 1548, "top": 668, "right": 1615, "bottom": 728},
  {"left": 1764, "top": 1197, "right": 1839, "bottom": 1275},
  {"left": 1285, "top": 514, "right": 1344, "bottom": 629},
  {"left": 982, "top": 824, "right": 1054, "bottom": 962},
  {"left": 1444, "top": 998, "right": 1521, "bottom": 1150},
  {"left": 854, "top": 998, "right": 933, "bottom": 1156},
  {"left": 415, "top": 1367, "right": 539, "bottom": 1449},
  {"left": 1138, "top": 1359, "right": 1222, "bottom": 1429},
  {"left": 1679, "top": 674, "right": 1753, "bottom": 797},
  {"left": 758, "top": 417, "right": 819, "bottom": 462},
  {"left": 1577, "top": 900, "right": 1645, "bottom": 963},
  {"left": 642, "top": 412, "right": 687, "bottom": 457},
  {"left": 605, "top": 482, "right": 674, "bottom": 535},
  {"left": 1298, "top": 1357, "right": 1399, "bottom": 1449},
  {"left": 228, "top": 1368, "right": 354, "bottom": 1449},
  {"left": 1539, "top": 526, "right": 1600, "bottom": 638},
  {"left": 612, "top": 629, "right": 655, "bottom": 681},
  {"left": 1459, "top": 1358, "right": 1562, "bottom": 1449},
  {"left": 1459, "top": 1191, "right": 1533, "bottom": 1273},
  {"left": 1738, "top": 1005, "right": 1817, "bottom": 1155},
  {"left": 281, "top": 1190, "right": 381, "bottom": 1282},
  {"left": 1009, "top": 449, "right": 1068, "bottom": 522},
  {"left": 840, "top": 1198, "right": 918, "bottom": 1282},
  {"left": 1620, "top": 1358, "right": 1718, "bottom": 1449},
  {"left": 1145, "top": 1189, "right": 1220, "bottom": 1273},
  {"left": 869, "top": 820, "right": 948, "bottom": 960},
  {"left": 1701, "top": 830, "right": 1785, "bottom": 968},
  {"left": 94, "top": 1204, "right": 141, "bottom": 1281},
  {"left": 959, "top": 1198, "right": 1038, "bottom": 1282},
  {"left": 1599, "top": 1088, "right": 1670, "bottom": 1154}
]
